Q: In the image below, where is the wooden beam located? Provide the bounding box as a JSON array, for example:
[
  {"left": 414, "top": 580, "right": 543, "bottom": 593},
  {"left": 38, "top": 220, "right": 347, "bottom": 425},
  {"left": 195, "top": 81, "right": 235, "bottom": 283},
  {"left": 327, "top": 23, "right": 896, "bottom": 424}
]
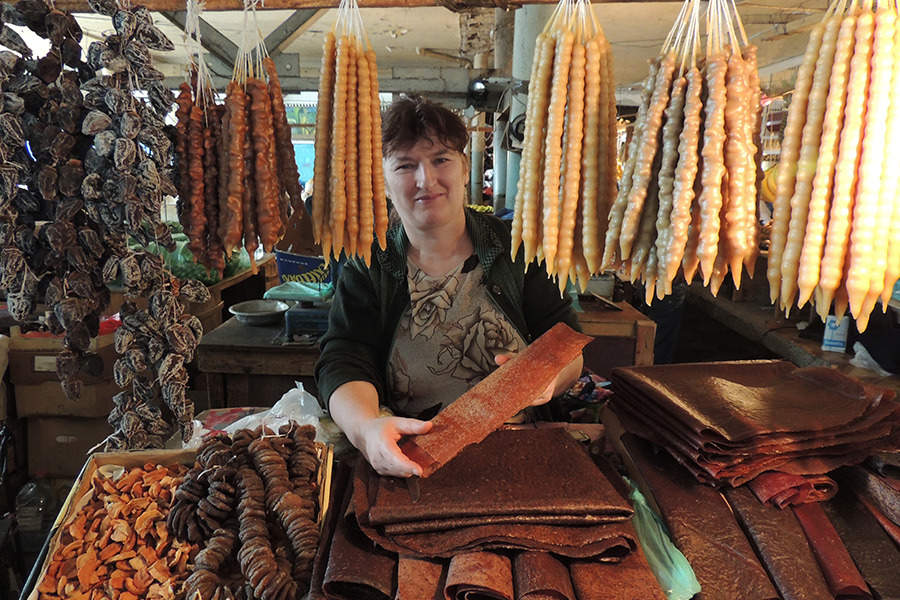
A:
[
  {"left": 56, "top": 0, "right": 675, "bottom": 12},
  {"left": 265, "top": 9, "right": 325, "bottom": 58}
]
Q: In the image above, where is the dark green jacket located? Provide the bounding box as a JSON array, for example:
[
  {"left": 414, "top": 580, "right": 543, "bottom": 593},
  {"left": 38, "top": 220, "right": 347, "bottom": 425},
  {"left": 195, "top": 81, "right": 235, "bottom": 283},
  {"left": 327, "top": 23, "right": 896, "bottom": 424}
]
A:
[{"left": 314, "top": 208, "right": 581, "bottom": 412}]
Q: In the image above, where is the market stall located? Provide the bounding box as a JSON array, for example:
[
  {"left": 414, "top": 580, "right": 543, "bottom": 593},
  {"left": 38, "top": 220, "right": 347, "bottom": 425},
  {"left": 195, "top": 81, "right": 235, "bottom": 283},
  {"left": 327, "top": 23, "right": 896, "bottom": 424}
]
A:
[{"left": 2, "top": 0, "right": 900, "bottom": 596}]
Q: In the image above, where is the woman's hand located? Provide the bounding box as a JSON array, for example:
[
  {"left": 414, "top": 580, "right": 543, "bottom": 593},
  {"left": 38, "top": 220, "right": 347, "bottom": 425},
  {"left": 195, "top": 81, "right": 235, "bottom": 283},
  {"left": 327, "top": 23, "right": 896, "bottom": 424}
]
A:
[
  {"left": 328, "top": 381, "right": 433, "bottom": 478},
  {"left": 350, "top": 415, "right": 433, "bottom": 478}
]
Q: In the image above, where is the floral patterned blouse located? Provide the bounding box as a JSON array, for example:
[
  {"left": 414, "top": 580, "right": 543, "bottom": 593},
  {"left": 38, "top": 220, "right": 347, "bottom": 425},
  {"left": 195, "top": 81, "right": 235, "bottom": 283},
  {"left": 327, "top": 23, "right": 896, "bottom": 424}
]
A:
[{"left": 388, "top": 254, "right": 527, "bottom": 420}]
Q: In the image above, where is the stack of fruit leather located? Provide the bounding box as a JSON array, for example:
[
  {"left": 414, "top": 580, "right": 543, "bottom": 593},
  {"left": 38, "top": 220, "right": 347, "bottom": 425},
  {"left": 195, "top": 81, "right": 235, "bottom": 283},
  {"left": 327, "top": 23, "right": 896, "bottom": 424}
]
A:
[
  {"left": 606, "top": 359, "right": 900, "bottom": 487},
  {"left": 311, "top": 427, "right": 668, "bottom": 600}
]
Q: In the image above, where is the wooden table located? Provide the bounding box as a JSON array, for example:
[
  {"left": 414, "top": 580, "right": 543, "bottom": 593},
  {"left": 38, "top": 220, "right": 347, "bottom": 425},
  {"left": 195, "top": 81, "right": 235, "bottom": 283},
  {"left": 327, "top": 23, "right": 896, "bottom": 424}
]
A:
[
  {"left": 686, "top": 282, "right": 900, "bottom": 395},
  {"left": 196, "top": 316, "right": 320, "bottom": 409}
]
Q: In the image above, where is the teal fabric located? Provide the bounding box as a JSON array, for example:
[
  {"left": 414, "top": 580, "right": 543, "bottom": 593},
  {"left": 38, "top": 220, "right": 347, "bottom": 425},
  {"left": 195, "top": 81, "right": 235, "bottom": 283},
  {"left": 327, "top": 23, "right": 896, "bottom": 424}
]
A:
[{"left": 627, "top": 477, "right": 702, "bottom": 600}]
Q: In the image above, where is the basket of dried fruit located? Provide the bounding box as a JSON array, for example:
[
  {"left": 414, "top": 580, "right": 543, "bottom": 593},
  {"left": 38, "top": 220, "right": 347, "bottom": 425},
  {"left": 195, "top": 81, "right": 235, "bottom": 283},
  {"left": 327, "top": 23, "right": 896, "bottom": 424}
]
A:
[{"left": 24, "top": 448, "right": 198, "bottom": 600}]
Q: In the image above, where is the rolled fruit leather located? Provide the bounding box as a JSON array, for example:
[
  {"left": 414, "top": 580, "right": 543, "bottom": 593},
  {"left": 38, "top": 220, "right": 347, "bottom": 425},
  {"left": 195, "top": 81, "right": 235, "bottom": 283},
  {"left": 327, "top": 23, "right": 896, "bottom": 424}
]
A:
[
  {"left": 444, "top": 551, "right": 514, "bottom": 600},
  {"left": 746, "top": 470, "right": 838, "bottom": 508},
  {"left": 399, "top": 322, "right": 592, "bottom": 478},
  {"left": 513, "top": 551, "right": 576, "bottom": 600},
  {"left": 821, "top": 486, "right": 900, "bottom": 599},
  {"left": 790, "top": 501, "right": 871, "bottom": 599},
  {"left": 569, "top": 545, "right": 667, "bottom": 600}
]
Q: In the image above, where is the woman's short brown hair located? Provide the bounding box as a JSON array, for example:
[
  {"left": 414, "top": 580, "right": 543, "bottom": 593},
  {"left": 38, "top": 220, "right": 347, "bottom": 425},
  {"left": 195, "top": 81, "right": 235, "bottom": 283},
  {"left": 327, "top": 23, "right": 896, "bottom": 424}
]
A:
[{"left": 381, "top": 94, "right": 469, "bottom": 157}]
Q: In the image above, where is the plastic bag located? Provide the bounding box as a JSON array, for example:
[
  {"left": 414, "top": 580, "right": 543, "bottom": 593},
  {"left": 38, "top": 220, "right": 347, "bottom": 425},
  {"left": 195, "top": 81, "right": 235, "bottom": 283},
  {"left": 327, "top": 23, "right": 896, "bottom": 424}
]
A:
[
  {"left": 216, "top": 383, "right": 349, "bottom": 454},
  {"left": 626, "top": 477, "right": 701, "bottom": 600}
]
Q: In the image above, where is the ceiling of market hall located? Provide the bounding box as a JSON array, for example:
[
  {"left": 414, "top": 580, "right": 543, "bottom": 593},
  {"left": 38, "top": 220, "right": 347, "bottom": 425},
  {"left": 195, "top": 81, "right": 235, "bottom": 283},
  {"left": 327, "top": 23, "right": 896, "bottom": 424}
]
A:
[{"left": 23, "top": 0, "right": 827, "bottom": 104}]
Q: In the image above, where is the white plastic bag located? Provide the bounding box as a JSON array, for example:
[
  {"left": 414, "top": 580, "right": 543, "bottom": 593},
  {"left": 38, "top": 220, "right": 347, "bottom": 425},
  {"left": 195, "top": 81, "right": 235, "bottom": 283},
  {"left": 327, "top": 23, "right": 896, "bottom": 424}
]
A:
[{"left": 224, "top": 382, "right": 325, "bottom": 437}]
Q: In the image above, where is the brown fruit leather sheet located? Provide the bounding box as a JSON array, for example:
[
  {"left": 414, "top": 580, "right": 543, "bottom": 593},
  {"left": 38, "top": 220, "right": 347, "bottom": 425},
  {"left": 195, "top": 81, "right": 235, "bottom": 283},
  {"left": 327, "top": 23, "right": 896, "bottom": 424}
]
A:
[
  {"left": 444, "top": 551, "right": 514, "bottom": 600},
  {"left": 608, "top": 360, "right": 900, "bottom": 486},
  {"left": 746, "top": 471, "right": 838, "bottom": 508},
  {"left": 395, "top": 556, "right": 446, "bottom": 600},
  {"left": 822, "top": 486, "right": 900, "bottom": 599},
  {"left": 353, "top": 428, "right": 636, "bottom": 559},
  {"left": 722, "top": 486, "right": 833, "bottom": 599},
  {"left": 619, "top": 433, "right": 779, "bottom": 600},
  {"left": 513, "top": 551, "right": 576, "bottom": 600},
  {"left": 568, "top": 546, "right": 668, "bottom": 600},
  {"left": 399, "top": 322, "right": 592, "bottom": 477},
  {"left": 790, "top": 501, "right": 870, "bottom": 598}
]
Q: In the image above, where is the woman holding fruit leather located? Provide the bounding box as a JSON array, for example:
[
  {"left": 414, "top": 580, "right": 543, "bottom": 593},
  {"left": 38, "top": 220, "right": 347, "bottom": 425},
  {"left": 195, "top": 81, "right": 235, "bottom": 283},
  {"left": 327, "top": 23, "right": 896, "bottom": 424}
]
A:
[{"left": 315, "top": 95, "right": 583, "bottom": 478}]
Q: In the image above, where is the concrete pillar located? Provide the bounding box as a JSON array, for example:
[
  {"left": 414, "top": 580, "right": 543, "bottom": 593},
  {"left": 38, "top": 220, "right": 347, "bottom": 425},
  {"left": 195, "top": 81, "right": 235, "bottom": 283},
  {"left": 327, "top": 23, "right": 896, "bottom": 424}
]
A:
[
  {"left": 492, "top": 7, "right": 515, "bottom": 211},
  {"left": 469, "top": 52, "right": 487, "bottom": 205},
  {"left": 506, "top": 4, "right": 554, "bottom": 212}
]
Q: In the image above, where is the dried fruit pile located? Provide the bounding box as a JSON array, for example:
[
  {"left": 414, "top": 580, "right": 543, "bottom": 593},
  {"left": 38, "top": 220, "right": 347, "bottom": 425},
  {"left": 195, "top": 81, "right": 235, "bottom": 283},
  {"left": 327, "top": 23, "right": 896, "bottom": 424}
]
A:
[
  {"left": 311, "top": 0, "right": 387, "bottom": 266},
  {"left": 602, "top": 0, "right": 762, "bottom": 303},
  {"left": 169, "top": 425, "right": 323, "bottom": 600},
  {"left": 174, "top": 0, "right": 301, "bottom": 277},
  {"left": 510, "top": 0, "right": 617, "bottom": 293},
  {"left": 0, "top": 0, "right": 210, "bottom": 451},
  {"left": 767, "top": 0, "right": 900, "bottom": 332},
  {"left": 35, "top": 462, "right": 197, "bottom": 600}
]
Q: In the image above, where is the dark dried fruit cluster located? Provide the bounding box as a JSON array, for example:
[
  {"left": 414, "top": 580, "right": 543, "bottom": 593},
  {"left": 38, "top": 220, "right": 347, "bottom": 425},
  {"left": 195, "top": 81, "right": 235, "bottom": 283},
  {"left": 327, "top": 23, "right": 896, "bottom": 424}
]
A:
[
  {"left": 170, "top": 424, "right": 322, "bottom": 600},
  {"left": 0, "top": 0, "right": 213, "bottom": 451}
]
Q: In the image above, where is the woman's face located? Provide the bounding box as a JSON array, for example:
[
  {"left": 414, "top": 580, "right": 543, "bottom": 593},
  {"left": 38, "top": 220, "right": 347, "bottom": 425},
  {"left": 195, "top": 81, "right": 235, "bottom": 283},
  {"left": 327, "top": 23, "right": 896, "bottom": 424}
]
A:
[{"left": 383, "top": 136, "right": 469, "bottom": 233}]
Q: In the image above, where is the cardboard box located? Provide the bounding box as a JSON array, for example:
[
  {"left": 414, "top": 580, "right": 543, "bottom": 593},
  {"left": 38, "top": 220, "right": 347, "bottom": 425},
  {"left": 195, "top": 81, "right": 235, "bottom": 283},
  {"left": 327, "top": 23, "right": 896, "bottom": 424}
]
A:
[
  {"left": 8, "top": 342, "right": 117, "bottom": 386},
  {"left": 9, "top": 325, "right": 116, "bottom": 352},
  {"left": 14, "top": 379, "right": 119, "bottom": 418},
  {"left": 27, "top": 417, "right": 113, "bottom": 478},
  {"left": 275, "top": 251, "right": 332, "bottom": 284}
]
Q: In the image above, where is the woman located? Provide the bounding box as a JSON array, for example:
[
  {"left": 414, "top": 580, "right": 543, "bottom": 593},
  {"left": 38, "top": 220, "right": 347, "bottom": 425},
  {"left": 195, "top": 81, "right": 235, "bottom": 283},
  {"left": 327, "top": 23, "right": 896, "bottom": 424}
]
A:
[{"left": 315, "top": 95, "right": 583, "bottom": 478}]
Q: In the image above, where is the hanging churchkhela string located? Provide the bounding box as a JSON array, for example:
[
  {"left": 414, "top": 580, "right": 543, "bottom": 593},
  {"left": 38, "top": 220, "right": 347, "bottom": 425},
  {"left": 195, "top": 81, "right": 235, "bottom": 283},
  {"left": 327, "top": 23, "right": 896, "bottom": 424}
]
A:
[
  {"left": 310, "top": 0, "right": 387, "bottom": 266},
  {"left": 510, "top": 0, "right": 617, "bottom": 294},
  {"left": 769, "top": 0, "right": 900, "bottom": 332},
  {"left": 601, "top": 0, "right": 762, "bottom": 304}
]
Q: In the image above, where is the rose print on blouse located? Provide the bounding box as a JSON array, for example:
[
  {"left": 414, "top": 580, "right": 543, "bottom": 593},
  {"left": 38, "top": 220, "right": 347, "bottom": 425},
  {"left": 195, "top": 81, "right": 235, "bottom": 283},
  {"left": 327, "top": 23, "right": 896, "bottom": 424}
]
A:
[
  {"left": 406, "top": 262, "right": 461, "bottom": 340},
  {"left": 432, "top": 305, "right": 523, "bottom": 383}
]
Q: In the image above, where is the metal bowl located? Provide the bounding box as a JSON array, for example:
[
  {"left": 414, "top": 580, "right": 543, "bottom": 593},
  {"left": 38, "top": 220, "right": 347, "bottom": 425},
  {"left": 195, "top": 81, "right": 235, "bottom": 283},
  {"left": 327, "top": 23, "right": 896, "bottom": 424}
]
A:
[{"left": 228, "top": 300, "right": 290, "bottom": 326}]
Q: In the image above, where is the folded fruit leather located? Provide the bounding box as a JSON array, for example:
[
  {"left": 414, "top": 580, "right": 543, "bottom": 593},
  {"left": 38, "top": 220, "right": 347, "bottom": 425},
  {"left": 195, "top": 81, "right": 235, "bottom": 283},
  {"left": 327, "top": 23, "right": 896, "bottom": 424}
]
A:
[
  {"left": 791, "top": 502, "right": 871, "bottom": 599},
  {"left": 371, "top": 428, "right": 634, "bottom": 528},
  {"left": 822, "top": 486, "right": 900, "bottom": 599},
  {"left": 619, "top": 432, "right": 779, "bottom": 600},
  {"left": 445, "top": 551, "right": 514, "bottom": 600},
  {"left": 608, "top": 360, "right": 900, "bottom": 486},
  {"left": 399, "top": 322, "right": 593, "bottom": 478},
  {"left": 746, "top": 471, "right": 838, "bottom": 508},
  {"left": 569, "top": 545, "right": 668, "bottom": 600},
  {"left": 354, "top": 428, "right": 637, "bottom": 560},
  {"left": 723, "top": 486, "right": 833, "bottom": 600},
  {"left": 513, "top": 551, "right": 576, "bottom": 600}
]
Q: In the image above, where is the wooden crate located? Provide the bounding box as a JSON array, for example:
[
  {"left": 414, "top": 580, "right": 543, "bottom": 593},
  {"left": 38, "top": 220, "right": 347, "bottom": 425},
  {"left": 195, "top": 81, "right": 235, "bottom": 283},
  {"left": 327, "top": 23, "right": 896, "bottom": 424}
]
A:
[{"left": 576, "top": 296, "right": 656, "bottom": 378}]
